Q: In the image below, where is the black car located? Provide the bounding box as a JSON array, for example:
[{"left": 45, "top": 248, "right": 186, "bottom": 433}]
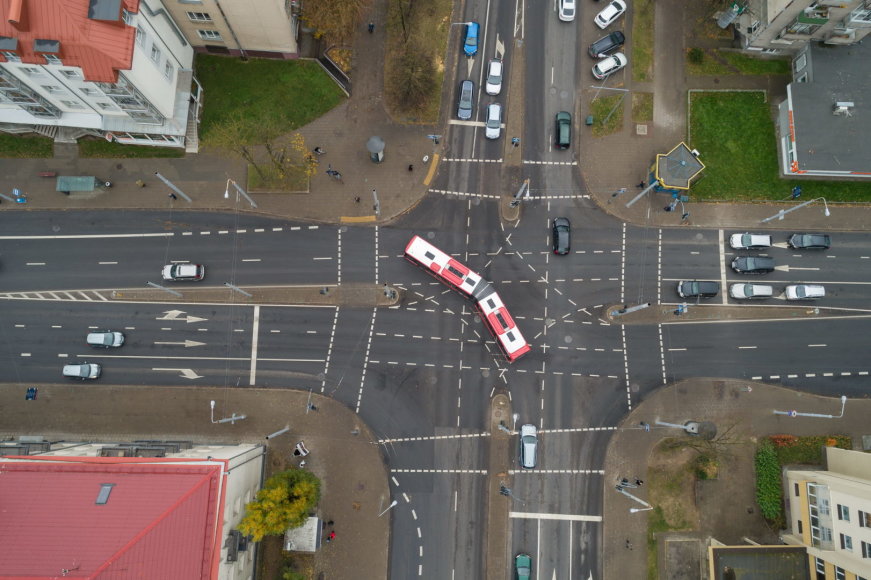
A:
[
  {"left": 788, "top": 233, "right": 831, "bottom": 250},
  {"left": 588, "top": 30, "right": 625, "bottom": 58},
  {"left": 555, "top": 112, "right": 571, "bottom": 150},
  {"left": 731, "top": 256, "right": 775, "bottom": 274},
  {"left": 677, "top": 280, "right": 719, "bottom": 298},
  {"left": 552, "top": 217, "right": 571, "bottom": 255}
]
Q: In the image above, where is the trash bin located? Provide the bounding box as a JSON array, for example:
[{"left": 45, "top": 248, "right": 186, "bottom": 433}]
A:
[{"left": 585, "top": 115, "right": 594, "bottom": 126}]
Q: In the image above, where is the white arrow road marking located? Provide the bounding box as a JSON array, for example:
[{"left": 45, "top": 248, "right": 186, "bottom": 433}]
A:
[
  {"left": 157, "top": 309, "right": 208, "bottom": 323},
  {"left": 467, "top": 56, "right": 474, "bottom": 77},
  {"left": 776, "top": 265, "right": 820, "bottom": 272},
  {"left": 154, "top": 340, "right": 206, "bottom": 347},
  {"left": 153, "top": 367, "right": 203, "bottom": 379}
]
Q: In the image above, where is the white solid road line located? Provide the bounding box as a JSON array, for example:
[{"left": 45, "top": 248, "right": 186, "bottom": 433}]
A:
[
  {"left": 509, "top": 511, "right": 603, "bottom": 522},
  {"left": 0, "top": 232, "right": 172, "bottom": 240},
  {"left": 249, "top": 304, "right": 260, "bottom": 386}
]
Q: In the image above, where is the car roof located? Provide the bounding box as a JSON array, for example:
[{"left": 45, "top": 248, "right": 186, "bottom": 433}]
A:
[
  {"left": 467, "top": 22, "right": 479, "bottom": 34},
  {"left": 556, "top": 111, "right": 571, "bottom": 120},
  {"left": 488, "top": 60, "right": 502, "bottom": 73}
]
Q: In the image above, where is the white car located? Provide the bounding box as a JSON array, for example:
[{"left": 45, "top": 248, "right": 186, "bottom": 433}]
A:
[
  {"left": 785, "top": 284, "right": 825, "bottom": 300},
  {"left": 595, "top": 0, "right": 627, "bottom": 29},
  {"left": 485, "top": 103, "right": 502, "bottom": 139},
  {"left": 87, "top": 331, "right": 125, "bottom": 348},
  {"left": 520, "top": 424, "right": 538, "bottom": 469},
  {"left": 729, "top": 233, "right": 772, "bottom": 250},
  {"left": 729, "top": 283, "right": 773, "bottom": 300},
  {"left": 162, "top": 263, "right": 205, "bottom": 281},
  {"left": 592, "top": 52, "right": 627, "bottom": 79},
  {"left": 485, "top": 59, "right": 503, "bottom": 95},
  {"left": 558, "top": 0, "right": 576, "bottom": 21},
  {"left": 63, "top": 363, "right": 102, "bottom": 380}
]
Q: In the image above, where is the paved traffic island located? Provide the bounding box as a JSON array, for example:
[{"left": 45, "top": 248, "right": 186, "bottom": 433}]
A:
[
  {"left": 604, "top": 302, "right": 853, "bottom": 325},
  {"left": 108, "top": 283, "right": 404, "bottom": 307}
]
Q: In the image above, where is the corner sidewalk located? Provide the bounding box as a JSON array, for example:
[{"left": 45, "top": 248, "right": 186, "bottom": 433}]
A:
[{"left": 604, "top": 379, "right": 869, "bottom": 579}]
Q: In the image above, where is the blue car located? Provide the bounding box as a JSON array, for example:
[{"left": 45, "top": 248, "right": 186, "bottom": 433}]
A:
[{"left": 463, "top": 22, "right": 479, "bottom": 57}]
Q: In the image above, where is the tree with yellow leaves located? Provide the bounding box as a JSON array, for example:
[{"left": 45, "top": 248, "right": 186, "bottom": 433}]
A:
[{"left": 238, "top": 469, "right": 321, "bottom": 541}]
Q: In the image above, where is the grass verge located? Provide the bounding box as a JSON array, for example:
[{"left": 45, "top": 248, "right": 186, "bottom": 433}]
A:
[
  {"left": 590, "top": 95, "right": 625, "bottom": 137},
  {"left": 631, "top": 0, "right": 654, "bottom": 82},
  {"left": 687, "top": 48, "right": 790, "bottom": 76},
  {"left": 0, "top": 132, "right": 53, "bottom": 157},
  {"left": 196, "top": 55, "right": 345, "bottom": 143},
  {"left": 79, "top": 139, "right": 185, "bottom": 158},
  {"left": 632, "top": 92, "right": 653, "bottom": 123},
  {"left": 647, "top": 462, "right": 694, "bottom": 580},
  {"left": 689, "top": 91, "right": 871, "bottom": 201}
]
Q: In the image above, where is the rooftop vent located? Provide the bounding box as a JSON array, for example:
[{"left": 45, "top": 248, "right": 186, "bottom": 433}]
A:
[{"left": 833, "top": 102, "right": 854, "bottom": 116}]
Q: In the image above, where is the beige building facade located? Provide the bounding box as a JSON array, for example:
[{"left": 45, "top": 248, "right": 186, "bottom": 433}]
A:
[{"left": 164, "top": 0, "right": 300, "bottom": 58}]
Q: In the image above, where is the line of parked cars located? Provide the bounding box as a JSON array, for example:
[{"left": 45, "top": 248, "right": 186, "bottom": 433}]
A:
[
  {"left": 676, "top": 232, "right": 831, "bottom": 301},
  {"left": 458, "top": 23, "right": 505, "bottom": 140},
  {"left": 590, "top": 0, "right": 628, "bottom": 79}
]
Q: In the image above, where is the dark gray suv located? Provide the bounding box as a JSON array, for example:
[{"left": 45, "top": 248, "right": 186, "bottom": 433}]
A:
[
  {"left": 677, "top": 280, "right": 720, "bottom": 298},
  {"left": 731, "top": 256, "right": 775, "bottom": 274},
  {"left": 588, "top": 30, "right": 625, "bottom": 58}
]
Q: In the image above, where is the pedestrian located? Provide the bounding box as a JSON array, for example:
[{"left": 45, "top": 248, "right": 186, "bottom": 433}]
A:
[
  {"left": 328, "top": 531, "right": 336, "bottom": 542},
  {"left": 637, "top": 181, "right": 645, "bottom": 188},
  {"left": 620, "top": 477, "right": 630, "bottom": 486},
  {"left": 313, "top": 146, "right": 324, "bottom": 155},
  {"left": 635, "top": 479, "right": 644, "bottom": 487},
  {"left": 168, "top": 193, "right": 177, "bottom": 200},
  {"left": 327, "top": 520, "right": 335, "bottom": 526},
  {"left": 626, "top": 539, "right": 632, "bottom": 550},
  {"left": 408, "top": 164, "right": 414, "bottom": 172},
  {"left": 368, "top": 22, "right": 375, "bottom": 33},
  {"left": 664, "top": 205, "right": 672, "bottom": 212},
  {"left": 354, "top": 196, "right": 360, "bottom": 203},
  {"left": 307, "top": 403, "right": 318, "bottom": 412}
]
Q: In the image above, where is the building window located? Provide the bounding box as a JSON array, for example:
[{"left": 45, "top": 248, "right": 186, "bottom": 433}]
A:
[
  {"left": 80, "top": 87, "right": 97, "bottom": 96},
  {"left": 163, "top": 61, "right": 174, "bottom": 79},
  {"left": 794, "top": 483, "right": 800, "bottom": 496},
  {"left": 796, "top": 73, "right": 808, "bottom": 83},
  {"left": 2, "top": 51, "right": 20, "bottom": 62},
  {"left": 44, "top": 54, "right": 61, "bottom": 65},
  {"left": 20, "top": 66, "right": 40, "bottom": 75},
  {"left": 849, "top": 2, "right": 871, "bottom": 23},
  {"left": 816, "top": 557, "right": 826, "bottom": 573},
  {"left": 836, "top": 567, "right": 846, "bottom": 580},
  {"left": 136, "top": 25, "right": 146, "bottom": 46},
  {"left": 798, "top": 520, "right": 803, "bottom": 534},
  {"left": 150, "top": 45, "right": 161, "bottom": 64},
  {"left": 860, "top": 511, "right": 871, "bottom": 527},
  {"left": 783, "top": 18, "right": 822, "bottom": 35},
  {"left": 862, "top": 542, "right": 871, "bottom": 558},
  {"left": 840, "top": 533, "right": 853, "bottom": 551},
  {"left": 795, "top": 54, "right": 807, "bottom": 72},
  {"left": 186, "top": 11, "right": 213, "bottom": 22},
  {"left": 197, "top": 29, "right": 223, "bottom": 41},
  {"left": 838, "top": 504, "right": 850, "bottom": 521},
  {"left": 60, "top": 69, "right": 81, "bottom": 79},
  {"left": 122, "top": 9, "right": 134, "bottom": 25},
  {"left": 60, "top": 100, "right": 84, "bottom": 109},
  {"left": 97, "top": 102, "right": 114, "bottom": 110},
  {"left": 41, "top": 85, "right": 64, "bottom": 94}
]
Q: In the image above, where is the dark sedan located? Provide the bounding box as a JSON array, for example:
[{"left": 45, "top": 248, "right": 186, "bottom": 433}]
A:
[
  {"left": 731, "top": 256, "right": 775, "bottom": 274},
  {"left": 677, "top": 280, "right": 719, "bottom": 298},
  {"left": 552, "top": 217, "right": 571, "bottom": 255},
  {"left": 788, "top": 233, "right": 831, "bottom": 250}
]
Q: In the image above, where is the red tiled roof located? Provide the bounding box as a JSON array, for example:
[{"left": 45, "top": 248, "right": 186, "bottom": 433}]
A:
[
  {"left": 0, "top": 458, "right": 224, "bottom": 580},
  {"left": 0, "top": 0, "right": 138, "bottom": 82}
]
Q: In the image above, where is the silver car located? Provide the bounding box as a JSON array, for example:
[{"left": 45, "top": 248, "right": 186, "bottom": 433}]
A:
[
  {"left": 520, "top": 424, "right": 538, "bottom": 469},
  {"left": 63, "top": 363, "right": 102, "bottom": 380},
  {"left": 87, "top": 330, "right": 125, "bottom": 348},
  {"left": 729, "top": 283, "right": 773, "bottom": 300},
  {"left": 485, "top": 103, "right": 502, "bottom": 139},
  {"left": 457, "top": 80, "right": 474, "bottom": 120},
  {"left": 785, "top": 284, "right": 825, "bottom": 300}
]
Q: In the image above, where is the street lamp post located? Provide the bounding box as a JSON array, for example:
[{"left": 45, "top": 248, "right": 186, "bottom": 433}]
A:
[
  {"left": 760, "top": 197, "right": 830, "bottom": 223},
  {"left": 630, "top": 506, "right": 654, "bottom": 513},
  {"left": 210, "top": 400, "right": 247, "bottom": 424},
  {"left": 378, "top": 500, "right": 398, "bottom": 517},
  {"left": 774, "top": 395, "right": 847, "bottom": 419}
]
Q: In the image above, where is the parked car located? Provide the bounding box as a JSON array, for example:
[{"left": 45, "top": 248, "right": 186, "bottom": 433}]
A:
[
  {"left": 463, "top": 22, "right": 479, "bottom": 57},
  {"left": 676, "top": 280, "right": 719, "bottom": 298},
  {"left": 594, "top": 0, "right": 627, "bottom": 29},
  {"left": 729, "top": 283, "right": 773, "bottom": 300},
  {"left": 520, "top": 424, "right": 538, "bottom": 469},
  {"left": 729, "top": 233, "right": 772, "bottom": 250},
  {"left": 87, "top": 330, "right": 125, "bottom": 348},
  {"left": 515, "top": 553, "right": 532, "bottom": 580},
  {"left": 485, "top": 103, "right": 502, "bottom": 139},
  {"left": 552, "top": 217, "right": 571, "bottom": 255},
  {"left": 785, "top": 284, "right": 826, "bottom": 300},
  {"left": 592, "top": 52, "right": 627, "bottom": 79},
  {"left": 555, "top": 111, "right": 572, "bottom": 150},
  {"left": 162, "top": 263, "right": 205, "bottom": 281},
  {"left": 457, "top": 80, "right": 474, "bottom": 120},
  {"left": 63, "top": 363, "right": 101, "bottom": 380},
  {"left": 485, "top": 59, "right": 503, "bottom": 95},
  {"left": 588, "top": 30, "right": 625, "bottom": 58},
  {"left": 788, "top": 233, "right": 831, "bottom": 250},
  {"left": 558, "top": 0, "right": 576, "bottom": 21},
  {"left": 731, "top": 256, "right": 775, "bottom": 274}
]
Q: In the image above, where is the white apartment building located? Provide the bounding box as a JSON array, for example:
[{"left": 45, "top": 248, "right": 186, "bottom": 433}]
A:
[
  {"left": 782, "top": 446, "right": 871, "bottom": 580},
  {"left": 0, "top": 0, "right": 199, "bottom": 150}
]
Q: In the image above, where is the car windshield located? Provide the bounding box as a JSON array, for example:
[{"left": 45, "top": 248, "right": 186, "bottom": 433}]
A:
[
  {"left": 487, "top": 64, "right": 501, "bottom": 83},
  {"left": 487, "top": 108, "right": 500, "bottom": 127}
]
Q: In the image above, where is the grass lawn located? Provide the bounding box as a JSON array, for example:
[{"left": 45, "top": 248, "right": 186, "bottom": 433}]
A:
[
  {"left": 247, "top": 163, "right": 309, "bottom": 193},
  {"left": 590, "top": 95, "right": 625, "bottom": 137},
  {"left": 687, "top": 48, "right": 790, "bottom": 76},
  {"left": 689, "top": 92, "right": 871, "bottom": 201},
  {"left": 79, "top": 139, "right": 185, "bottom": 158},
  {"left": 0, "top": 132, "right": 53, "bottom": 157},
  {"left": 632, "top": 92, "right": 654, "bottom": 123},
  {"left": 196, "top": 55, "right": 345, "bottom": 144},
  {"left": 631, "top": 0, "right": 654, "bottom": 82},
  {"left": 768, "top": 434, "right": 852, "bottom": 465}
]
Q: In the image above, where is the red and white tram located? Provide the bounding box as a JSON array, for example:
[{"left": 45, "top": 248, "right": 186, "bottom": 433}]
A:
[{"left": 404, "top": 235, "right": 530, "bottom": 362}]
